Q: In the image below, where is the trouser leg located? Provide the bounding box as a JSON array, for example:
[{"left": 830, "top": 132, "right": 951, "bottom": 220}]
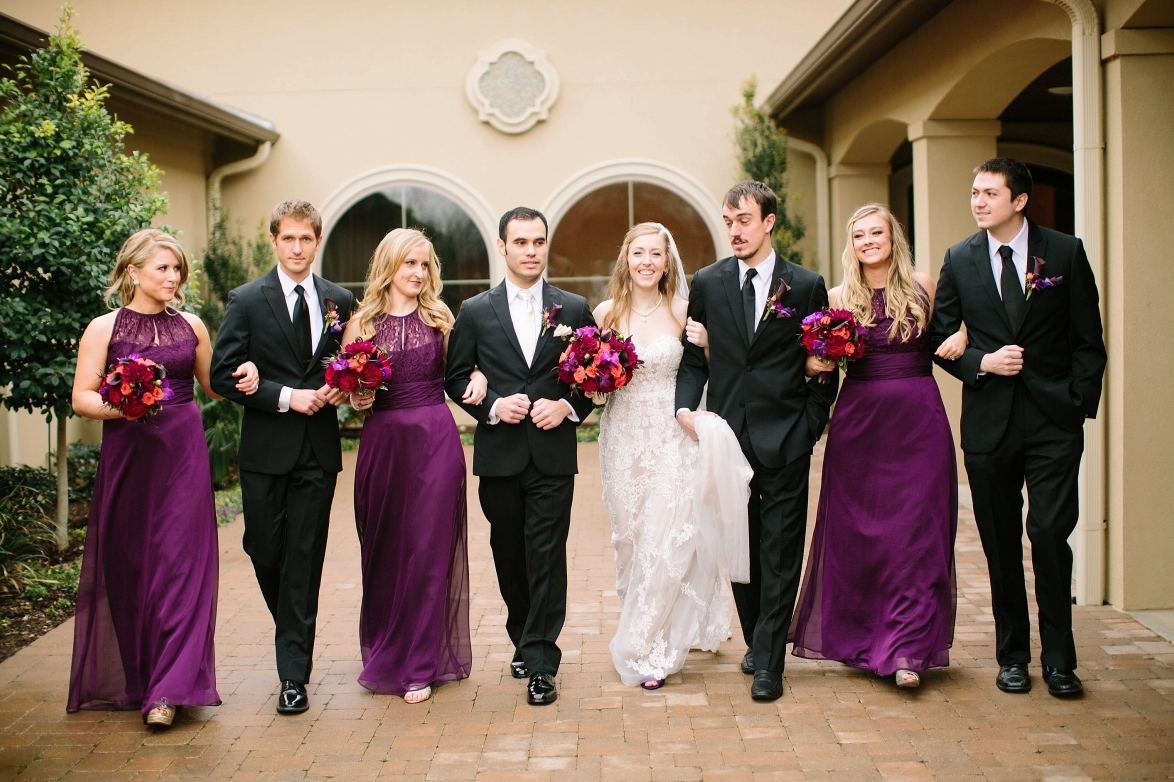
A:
[
  {"left": 519, "top": 466, "right": 574, "bottom": 675},
  {"left": 479, "top": 474, "right": 530, "bottom": 653},
  {"left": 239, "top": 470, "right": 288, "bottom": 624},
  {"left": 732, "top": 482, "right": 762, "bottom": 648}
]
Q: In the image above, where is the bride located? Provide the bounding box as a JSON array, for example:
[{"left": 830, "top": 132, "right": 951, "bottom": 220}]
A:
[{"left": 595, "top": 223, "right": 748, "bottom": 689}]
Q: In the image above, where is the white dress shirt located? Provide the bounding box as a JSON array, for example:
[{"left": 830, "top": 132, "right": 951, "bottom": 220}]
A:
[
  {"left": 486, "top": 278, "right": 577, "bottom": 425},
  {"left": 986, "top": 218, "right": 1029, "bottom": 297},
  {"left": 276, "top": 265, "right": 323, "bottom": 413},
  {"left": 738, "top": 251, "right": 777, "bottom": 325}
]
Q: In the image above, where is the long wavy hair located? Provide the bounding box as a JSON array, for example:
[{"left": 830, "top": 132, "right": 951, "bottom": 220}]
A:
[
  {"left": 353, "top": 228, "right": 454, "bottom": 338},
  {"left": 838, "top": 204, "right": 926, "bottom": 342},
  {"left": 602, "top": 223, "right": 683, "bottom": 333},
  {"left": 104, "top": 229, "right": 189, "bottom": 309}
]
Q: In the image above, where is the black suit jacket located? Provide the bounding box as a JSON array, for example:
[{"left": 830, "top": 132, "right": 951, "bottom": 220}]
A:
[
  {"left": 210, "top": 267, "right": 356, "bottom": 475},
  {"left": 675, "top": 256, "right": 839, "bottom": 469},
  {"left": 444, "top": 281, "right": 596, "bottom": 477},
  {"left": 929, "top": 221, "right": 1106, "bottom": 454}
]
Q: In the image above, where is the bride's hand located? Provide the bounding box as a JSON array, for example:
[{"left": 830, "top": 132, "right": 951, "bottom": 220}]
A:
[
  {"left": 685, "top": 317, "right": 708, "bottom": 349},
  {"left": 935, "top": 328, "right": 969, "bottom": 360}
]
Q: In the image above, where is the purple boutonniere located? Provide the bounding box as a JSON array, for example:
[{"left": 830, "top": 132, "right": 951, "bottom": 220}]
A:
[
  {"left": 541, "top": 303, "right": 563, "bottom": 336},
  {"left": 1025, "top": 256, "right": 1063, "bottom": 300},
  {"left": 323, "top": 299, "right": 345, "bottom": 333},
  {"left": 762, "top": 279, "right": 796, "bottom": 320}
]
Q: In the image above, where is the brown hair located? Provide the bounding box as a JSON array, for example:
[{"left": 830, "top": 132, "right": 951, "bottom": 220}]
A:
[
  {"left": 353, "top": 228, "right": 455, "bottom": 338},
  {"left": 104, "top": 229, "right": 190, "bottom": 308},
  {"left": 602, "top": 223, "right": 684, "bottom": 334},
  {"left": 723, "top": 180, "right": 778, "bottom": 230},
  {"left": 269, "top": 199, "right": 323, "bottom": 238},
  {"left": 973, "top": 158, "right": 1033, "bottom": 203}
]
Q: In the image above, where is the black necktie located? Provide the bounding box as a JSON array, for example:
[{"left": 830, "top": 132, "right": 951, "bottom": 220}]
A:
[
  {"left": 999, "top": 245, "right": 1024, "bottom": 330},
  {"left": 742, "top": 268, "right": 758, "bottom": 342},
  {"left": 293, "top": 284, "right": 313, "bottom": 363}
]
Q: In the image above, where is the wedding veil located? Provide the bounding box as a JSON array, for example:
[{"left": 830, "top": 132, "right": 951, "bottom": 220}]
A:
[{"left": 650, "top": 223, "right": 689, "bottom": 299}]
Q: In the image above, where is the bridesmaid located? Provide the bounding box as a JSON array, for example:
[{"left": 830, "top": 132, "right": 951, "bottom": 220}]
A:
[
  {"left": 69, "top": 229, "right": 259, "bottom": 726},
  {"left": 788, "top": 204, "right": 965, "bottom": 688},
  {"left": 342, "top": 228, "right": 484, "bottom": 703}
]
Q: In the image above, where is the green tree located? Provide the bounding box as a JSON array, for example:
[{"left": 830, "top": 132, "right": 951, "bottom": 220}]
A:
[
  {"left": 731, "top": 77, "right": 808, "bottom": 267},
  {"left": 0, "top": 7, "right": 168, "bottom": 549}
]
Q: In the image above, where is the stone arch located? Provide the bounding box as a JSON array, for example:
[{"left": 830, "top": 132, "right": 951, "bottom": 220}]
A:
[
  {"left": 931, "top": 37, "right": 1072, "bottom": 120},
  {"left": 837, "top": 118, "right": 909, "bottom": 166}
]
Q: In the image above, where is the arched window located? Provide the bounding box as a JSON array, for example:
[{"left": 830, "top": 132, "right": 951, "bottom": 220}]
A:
[
  {"left": 548, "top": 182, "right": 717, "bottom": 307},
  {"left": 321, "top": 186, "right": 491, "bottom": 312}
]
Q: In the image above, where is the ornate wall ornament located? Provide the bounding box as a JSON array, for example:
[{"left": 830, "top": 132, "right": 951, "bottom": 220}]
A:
[{"left": 466, "top": 39, "right": 559, "bottom": 135}]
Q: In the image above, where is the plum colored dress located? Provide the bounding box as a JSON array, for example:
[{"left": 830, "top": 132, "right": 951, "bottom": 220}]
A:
[
  {"left": 789, "top": 288, "right": 958, "bottom": 675},
  {"left": 68, "top": 307, "right": 220, "bottom": 718},
  {"left": 353, "top": 311, "right": 471, "bottom": 694}
]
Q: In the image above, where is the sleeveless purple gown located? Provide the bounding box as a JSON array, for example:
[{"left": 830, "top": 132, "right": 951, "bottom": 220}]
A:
[
  {"left": 353, "top": 311, "right": 471, "bottom": 694},
  {"left": 789, "top": 289, "right": 958, "bottom": 675},
  {"left": 68, "top": 308, "right": 220, "bottom": 718}
]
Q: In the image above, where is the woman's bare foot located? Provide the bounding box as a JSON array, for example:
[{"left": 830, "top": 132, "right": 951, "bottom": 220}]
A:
[{"left": 404, "top": 686, "right": 432, "bottom": 704}]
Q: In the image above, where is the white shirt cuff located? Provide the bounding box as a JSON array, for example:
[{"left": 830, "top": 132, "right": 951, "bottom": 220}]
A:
[
  {"left": 562, "top": 399, "right": 579, "bottom": 423},
  {"left": 486, "top": 397, "right": 501, "bottom": 425},
  {"left": 676, "top": 408, "right": 692, "bottom": 418},
  {"left": 278, "top": 386, "right": 292, "bottom": 413}
]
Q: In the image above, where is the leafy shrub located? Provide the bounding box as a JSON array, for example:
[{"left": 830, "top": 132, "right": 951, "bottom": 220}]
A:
[
  {"left": 214, "top": 485, "right": 243, "bottom": 527},
  {"left": 66, "top": 442, "right": 101, "bottom": 502},
  {"left": 199, "top": 388, "right": 242, "bottom": 488},
  {"left": 0, "top": 482, "right": 56, "bottom": 591},
  {"left": 22, "top": 583, "right": 47, "bottom": 602}
]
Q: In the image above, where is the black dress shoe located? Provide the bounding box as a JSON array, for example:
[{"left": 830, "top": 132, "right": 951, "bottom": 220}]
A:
[
  {"left": 751, "top": 670, "right": 783, "bottom": 701},
  {"left": 510, "top": 652, "right": 528, "bottom": 680},
  {"left": 1042, "top": 666, "right": 1083, "bottom": 697},
  {"left": 527, "top": 672, "right": 558, "bottom": 705},
  {"left": 740, "top": 650, "right": 755, "bottom": 675},
  {"left": 995, "top": 664, "right": 1031, "bottom": 693},
  {"left": 276, "top": 680, "right": 308, "bottom": 714}
]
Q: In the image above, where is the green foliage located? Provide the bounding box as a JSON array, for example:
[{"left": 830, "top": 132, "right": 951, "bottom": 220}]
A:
[
  {"left": 214, "top": 484, "right": 243, "bottom": 527},
  {"left": 340, "top": 437, "right": 360, "bottom": 452},
  {"left": 0, "top": 481, "right": 56, "bottom": 591},
  {"left": 576, "top": 424, "right": 600, "bottom": 443},
  {"left": 0, "top": 7, "right": 169, "bottom": 420},
  {"left": 200, "top": 208, "right": 271, "bottom": 339},
  {"left": 65, "top": 441, "right": 100, "bottom": 502},
  {"left": 731, "top": 78, "right": 808, "bottom": 268},
  {"left": 22, "top": 583, "right": 47, "bottom": 602},
  {"left": 198, "top": 386, "right": 242, "bottom": 488},
  {"left": 0, "top": 465, "right": 56, "bottom": 510}
]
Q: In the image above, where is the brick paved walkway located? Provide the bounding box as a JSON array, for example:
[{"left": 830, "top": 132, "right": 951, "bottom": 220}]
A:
[{"left": 1, "top": 442, "right": 1172, "bottom": 781}]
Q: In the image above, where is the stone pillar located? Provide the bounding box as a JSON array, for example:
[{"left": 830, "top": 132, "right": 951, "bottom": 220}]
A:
[
  {"left": 908, "top": 120, "right": 1000, "bottom": 474},
  {"left": 1103, "top": 28, "right": 1174, "bottom": 609},
  {"left": 828, "top": 163, "right": 889, "bottom": 286}
]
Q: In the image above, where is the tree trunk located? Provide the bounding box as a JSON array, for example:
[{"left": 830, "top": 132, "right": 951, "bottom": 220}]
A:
[{"left": 55, "top": 413, "right": 69, "bottom": 551}]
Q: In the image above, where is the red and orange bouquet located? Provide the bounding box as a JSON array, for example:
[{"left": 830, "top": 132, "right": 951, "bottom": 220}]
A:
[
  {"left": 556, "top": 326, "right": 640, "bottom": 398},
  {"left": 800, "top": 308, "right": 867, "bottom": 383},
  {"left": 324, "top": 341, "right": 392, "bottom": 395},
  {"left": 98, "top": 354, "right": 173, "bottom": 420}
]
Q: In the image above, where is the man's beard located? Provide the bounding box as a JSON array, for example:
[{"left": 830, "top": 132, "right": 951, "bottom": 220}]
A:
[{"left": 731, "top": 242, "right": 761, "bottom": 261}]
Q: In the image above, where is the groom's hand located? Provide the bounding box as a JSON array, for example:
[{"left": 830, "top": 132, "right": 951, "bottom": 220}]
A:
[
  {"left": 319, "top": 385, "right": 346, "bottom": 407},
  {"left": 289, "top": 388, "right": 325, "bottom": 415},
  {"left": 980, "top": 345, "right": 1024, "bottom": 376},
  {"left": 496, "top": 393, "right": 531, "bottom": 424},
  {"left": 530, "top": 398, "right": 569, "bottom": 430}
]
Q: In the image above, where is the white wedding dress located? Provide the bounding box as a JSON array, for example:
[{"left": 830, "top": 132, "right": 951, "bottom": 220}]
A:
[{"left": 599, "top": 335, "right": 734, "bottom": 685}]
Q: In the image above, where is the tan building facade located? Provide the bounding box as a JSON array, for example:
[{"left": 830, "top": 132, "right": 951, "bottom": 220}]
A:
[{"left": 1, "top": 0, "right": 1170, "bottom": 610}]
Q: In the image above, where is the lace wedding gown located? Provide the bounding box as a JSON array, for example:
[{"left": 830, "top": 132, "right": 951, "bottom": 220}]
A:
[{"left": 599, "top": 335, "right": 733, "bottom": 685}]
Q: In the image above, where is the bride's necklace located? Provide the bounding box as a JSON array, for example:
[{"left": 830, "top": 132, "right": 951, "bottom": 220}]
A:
[{"left": 631, "top": 294, "right": 662, "bottom": 324}]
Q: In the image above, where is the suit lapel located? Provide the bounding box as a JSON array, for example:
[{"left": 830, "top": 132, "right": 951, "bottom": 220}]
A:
[
  {"left": 261, "top": 268, "right": 303, "bottom": 360},
  {"left": 1018, "top": 221, "right": 1048, "bottom": 333},
  {"left": 721, "top": 259, "right": 750, "bottom": 349},
  {"left": 970, "top": 232, "right": 1016, "bottom": 336},
  {"left": 488, "top": 282, "right": 528, "bottom": 366},
  {"left": 750, "top": 260, "right": 792, "bottom": 347},
  {"left": 308, "top": 275, "right": 338, "bottom": 371},
  {"left": 530, "top": 282, "right": 559, "bottom": 377}
]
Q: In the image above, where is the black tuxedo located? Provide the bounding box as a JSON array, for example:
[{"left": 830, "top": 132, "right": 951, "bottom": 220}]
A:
[
  {"left": 210, "top": 267, "right": 355, "bottom": 683},
  {"left": 930, "top": 221, "right": 1105, "bottom": 671},
  {"left": 676, "top": 256, "right": 838, "bottom": 672},
  {"left": 445, "top": 281, "right": 596, "bottom": 674}
]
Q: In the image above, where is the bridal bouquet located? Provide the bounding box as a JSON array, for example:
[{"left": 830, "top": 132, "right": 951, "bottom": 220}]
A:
[
  {"left": 99, "top": 355, "right": 173, "bottom": 421},
  {"left": 324, "top": 341, "right": 392, "bottom": 395},
  {"left": 800, "top": 308, "right": 867, "bottom": 383},
  {"left": 556, "top": 326, "right": 640, "bottom": 397}
]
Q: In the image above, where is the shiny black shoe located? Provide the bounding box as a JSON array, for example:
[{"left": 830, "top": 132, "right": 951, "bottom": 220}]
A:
[
  {"left": 740, "top": 650, "right": 755, "bottom": 676},
  {"left": 527, "top": 672, "right": 558, "bottom": 705},
  {"left": 995, "top": 664, "right": 1031, "bottom": 694},
  {"left": 276, "top": 680, "right": 308, "bottom": 714},
  {"left": 751, "top": 670, "right": 783, "bottom": 701},
  {"left": 510, "top": 652, "right": 528, "bottom": 680},
  {"left": 1042, "top": 666, "right": 1083, "bottom": 697}
]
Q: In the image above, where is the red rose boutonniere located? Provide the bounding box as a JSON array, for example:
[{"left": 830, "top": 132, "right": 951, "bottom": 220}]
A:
[
  {"left": 541, "top": 303, "right": 563, "bottom": 336},
  {"left": 762, "top": 279, "right": 796, "bottom": 321},
  {"left": 323, "top": 299, "right": 345, "bottom": 333},
  {"left": 1025, "top": 256, "right": 1063, "bottom": 300}
]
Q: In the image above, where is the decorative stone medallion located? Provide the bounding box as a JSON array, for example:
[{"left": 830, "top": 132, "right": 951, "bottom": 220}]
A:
[{"left": 465, "top": 39, "right": 559, "bottom": 135}]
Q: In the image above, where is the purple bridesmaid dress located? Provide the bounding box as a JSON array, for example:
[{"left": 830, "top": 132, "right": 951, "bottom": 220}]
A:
[
  {"left": 68, "top": 308, "right": 220, "bottom": 718},
  {"left": 789, "top": 288, "right": 958, "bottom": 675},
  {"left": 353, "top": 311, "right": 471, "bottom": 694}
]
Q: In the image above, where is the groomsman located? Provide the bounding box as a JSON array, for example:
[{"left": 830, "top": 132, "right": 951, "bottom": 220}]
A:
[
  {"left": 211, "top": 200, "right": 355, "bottom": 714},
  {"left": 930, "top": 158, "right": 1106, "bottom": 697},
  {"left": 445, "top": 207, "right": 596, "bottom": 706}
]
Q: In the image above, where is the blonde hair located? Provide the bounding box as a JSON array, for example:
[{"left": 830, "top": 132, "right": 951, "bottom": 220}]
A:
[
  {"left": 839, "top": 204, "right": 927, "bottom": 343},
  {"left": 353, "top": 228, "right": 454, "bottom": 338},
  {"left": 104, "top": 229, "right": 189, "bottom": 308},
  {"left": 602, "top": 223, "right": 684, "bottom": 334}
]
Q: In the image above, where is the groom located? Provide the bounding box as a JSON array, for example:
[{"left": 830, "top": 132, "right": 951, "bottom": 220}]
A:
[
  {"left": 930, "top": 158, "right": 1105, "bottom": 697},
  {"left": 676, "top": 181, "right": 838, "bottom": 701},
  {"left": 445, "top": 207, "right": 596, "bottom": 705},
  {"left": 211, "top": 200, "right": 355, "bottom": 714}
]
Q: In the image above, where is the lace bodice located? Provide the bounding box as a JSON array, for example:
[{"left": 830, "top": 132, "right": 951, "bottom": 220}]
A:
[
  {"left": 860, "top": 287, "right": 930, "bottom": 356},
  {"left": 106, "top": 308, "right": 197, "bottom": 382},
  {"left": 371, "top": 311, "right": 444, "bottom": 384}
]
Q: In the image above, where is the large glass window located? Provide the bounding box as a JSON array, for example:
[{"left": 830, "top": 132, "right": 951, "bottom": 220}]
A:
[
  {"left": 549, "top": 182, "right": 716, "bottom": 307},
  {"left": 321, "top": 186, "right": 490, "bottom": 313}
]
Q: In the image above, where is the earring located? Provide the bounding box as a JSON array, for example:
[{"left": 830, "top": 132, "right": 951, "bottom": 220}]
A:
[{"left": 132, "top": 279, "right": 139, "bottom": 286}]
